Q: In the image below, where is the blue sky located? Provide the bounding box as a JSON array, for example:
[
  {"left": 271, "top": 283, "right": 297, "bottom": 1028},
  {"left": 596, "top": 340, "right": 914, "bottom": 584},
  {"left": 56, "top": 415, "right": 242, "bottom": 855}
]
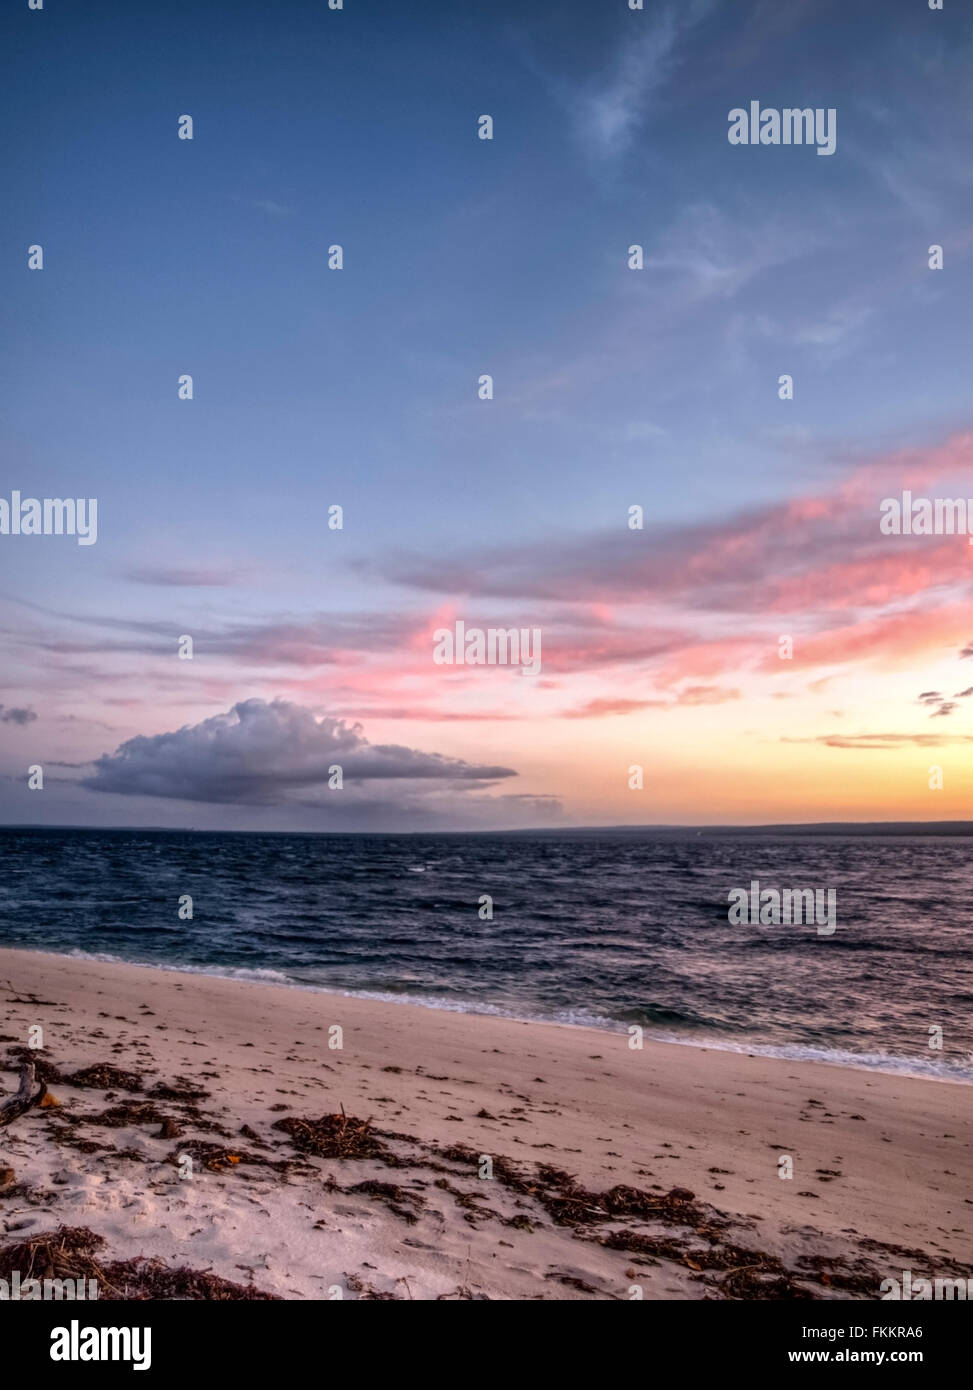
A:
[{"left": 3, "top": 0, "right": 973, "bottom": 830}]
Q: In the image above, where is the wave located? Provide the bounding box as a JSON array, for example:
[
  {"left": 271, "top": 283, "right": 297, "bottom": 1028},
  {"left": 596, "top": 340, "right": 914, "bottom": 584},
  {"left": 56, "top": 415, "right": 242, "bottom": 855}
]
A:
[{"left": 45, "top": 945, "right": 973, "bottom": 1086}]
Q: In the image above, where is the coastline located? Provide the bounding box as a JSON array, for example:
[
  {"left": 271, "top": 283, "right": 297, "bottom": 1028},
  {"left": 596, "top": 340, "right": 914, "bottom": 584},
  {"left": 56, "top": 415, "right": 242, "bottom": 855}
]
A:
[
  {"left": 11, "top": 943, "right": 971, "bottom": 1087},
  {"left": 1, "top": 946, "right": 971, "bottom": 1299}
]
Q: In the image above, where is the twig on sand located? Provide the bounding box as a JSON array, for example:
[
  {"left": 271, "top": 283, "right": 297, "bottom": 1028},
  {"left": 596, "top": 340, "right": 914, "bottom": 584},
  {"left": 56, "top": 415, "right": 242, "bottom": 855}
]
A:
[{"left": 721, "top": 1263, "right": 762, "bottom": 1280}]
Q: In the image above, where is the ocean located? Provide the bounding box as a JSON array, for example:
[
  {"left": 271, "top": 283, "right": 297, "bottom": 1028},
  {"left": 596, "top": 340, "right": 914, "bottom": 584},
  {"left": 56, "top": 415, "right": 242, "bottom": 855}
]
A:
[{"left": 1, "top": 827, "right": 971, "bottom": 1082}]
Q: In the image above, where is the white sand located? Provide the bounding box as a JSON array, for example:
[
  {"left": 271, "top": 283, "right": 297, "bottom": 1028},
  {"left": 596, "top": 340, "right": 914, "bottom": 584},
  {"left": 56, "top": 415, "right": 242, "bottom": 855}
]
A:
[{"left": 1, "top": 948, "right": 970, "bottom": 1300}]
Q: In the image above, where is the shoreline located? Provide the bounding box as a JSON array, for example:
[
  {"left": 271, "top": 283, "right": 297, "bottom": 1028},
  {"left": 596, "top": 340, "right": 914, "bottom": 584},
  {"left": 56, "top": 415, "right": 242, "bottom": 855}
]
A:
[
  {"left": 1, "top": 946, "right": 971, "bottom": 1299},
  {"left": 8, "top": 943, "right": 972, "bottom": 1088}
]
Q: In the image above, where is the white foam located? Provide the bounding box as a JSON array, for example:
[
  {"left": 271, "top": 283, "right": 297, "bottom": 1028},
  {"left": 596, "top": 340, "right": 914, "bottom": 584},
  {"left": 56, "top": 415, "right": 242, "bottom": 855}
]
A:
[{"left": 48, "top": 946, "right": 973, "bottom": 1085}]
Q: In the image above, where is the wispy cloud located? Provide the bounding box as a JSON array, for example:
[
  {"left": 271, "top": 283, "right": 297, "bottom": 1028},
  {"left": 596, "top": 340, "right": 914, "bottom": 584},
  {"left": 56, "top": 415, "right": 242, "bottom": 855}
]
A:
[
  {"left": 786, "top": 732, "right": 973, "bottom": 750},
  {"left": 229, "top": 194, "right": 295, "bottom": 219},
  {"left": 534, "top": 1, "right": 718, "bottom": 162},
  {"left": 580, "top": 18, "right": 681, "bottom": 157},
  {"left": 125, "top": 565, "right": 248, "bottom": 588}
]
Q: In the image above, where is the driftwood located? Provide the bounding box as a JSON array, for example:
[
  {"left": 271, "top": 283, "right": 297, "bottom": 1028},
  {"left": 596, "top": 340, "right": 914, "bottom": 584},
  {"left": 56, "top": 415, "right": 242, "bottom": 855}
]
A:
[{"left": 0, "top": 1063, "right": 47, "bottom": 1127}]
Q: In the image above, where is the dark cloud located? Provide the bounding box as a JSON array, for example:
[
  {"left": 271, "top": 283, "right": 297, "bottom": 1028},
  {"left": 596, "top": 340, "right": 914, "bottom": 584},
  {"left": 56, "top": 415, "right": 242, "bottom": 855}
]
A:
[
  {"left": 83, "top": 699, "right": 517, "bottom": 806},
  {"left": 0, "top": 705, "right": 37, "bottom": 725}
]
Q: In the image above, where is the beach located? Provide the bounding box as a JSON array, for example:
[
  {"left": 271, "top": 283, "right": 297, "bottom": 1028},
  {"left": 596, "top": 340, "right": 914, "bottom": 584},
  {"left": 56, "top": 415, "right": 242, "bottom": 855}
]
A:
[{"left": 1, "top": 946, "right": 970, "bottom": 1300}]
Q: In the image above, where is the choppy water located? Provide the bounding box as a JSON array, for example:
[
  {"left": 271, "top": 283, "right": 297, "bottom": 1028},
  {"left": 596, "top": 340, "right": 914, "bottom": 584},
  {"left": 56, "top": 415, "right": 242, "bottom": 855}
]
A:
[{"left": 1, "top": 828, "right": 971, "bottom": 1082}]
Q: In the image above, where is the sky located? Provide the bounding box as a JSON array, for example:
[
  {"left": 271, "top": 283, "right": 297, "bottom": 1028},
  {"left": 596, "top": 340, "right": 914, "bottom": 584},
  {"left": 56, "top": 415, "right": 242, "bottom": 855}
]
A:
[{"left": 2, "top": 0, "right": 973, "bottom": 831}]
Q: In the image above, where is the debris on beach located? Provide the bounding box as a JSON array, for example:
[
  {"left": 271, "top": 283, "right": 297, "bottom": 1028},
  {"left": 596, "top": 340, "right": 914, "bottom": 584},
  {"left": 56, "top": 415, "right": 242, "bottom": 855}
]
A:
[
  {"left": 2, "top": 1048, "right": 63, "bottom": 1085},
  {"left": 346, "top": 1179, "right": 426, "bottom": 1224},
  {"left": 166, "top": 1139, "right": 290, "bottom": 1174},
  {"left": 149, "top": 1079, "right": 210, "bottom": 1103},
  {"left": 88, "top": 1101, "right": 166, "bottom": 1129},
  {"left": 63, "top": 1064, "right": 144, "bottom": 1092},
  {"left": 0, "top": 1225, "right": 279, "bottom": 1300},
  {"left": 273, "top": 1108, "right": 397, "bottom": 1163}
]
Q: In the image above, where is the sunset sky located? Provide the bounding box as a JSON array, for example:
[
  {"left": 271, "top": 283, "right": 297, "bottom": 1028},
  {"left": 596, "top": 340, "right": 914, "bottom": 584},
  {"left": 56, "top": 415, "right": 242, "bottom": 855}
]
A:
[{"left": 2, "top": 0, "right": 973, "bottom": 831}]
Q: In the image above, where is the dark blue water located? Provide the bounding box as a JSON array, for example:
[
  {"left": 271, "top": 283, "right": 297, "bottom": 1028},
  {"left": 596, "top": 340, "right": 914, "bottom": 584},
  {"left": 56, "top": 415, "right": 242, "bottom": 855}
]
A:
[{"left": 1, "top": 828, "right": 971, "bottom": 1081}]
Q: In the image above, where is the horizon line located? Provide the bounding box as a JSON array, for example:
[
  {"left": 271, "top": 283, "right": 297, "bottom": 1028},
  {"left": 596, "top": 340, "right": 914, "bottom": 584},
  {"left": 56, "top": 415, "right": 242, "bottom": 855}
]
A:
[{"left": 5, "top": 819, "right": 973, "bottom": 838}]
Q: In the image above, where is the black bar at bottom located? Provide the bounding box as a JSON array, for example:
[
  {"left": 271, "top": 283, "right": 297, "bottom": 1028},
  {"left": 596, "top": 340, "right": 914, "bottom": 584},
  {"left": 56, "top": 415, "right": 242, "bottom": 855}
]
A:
[{"left": 1, "top": 1297, "right": 959, "bottom": 1376}]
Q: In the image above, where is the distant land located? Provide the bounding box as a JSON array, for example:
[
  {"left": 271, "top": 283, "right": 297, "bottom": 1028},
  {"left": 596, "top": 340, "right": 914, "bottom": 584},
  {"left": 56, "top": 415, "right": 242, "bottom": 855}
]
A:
[{"left": 4, "top": 821, "right": 973, "bottom": 838}]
